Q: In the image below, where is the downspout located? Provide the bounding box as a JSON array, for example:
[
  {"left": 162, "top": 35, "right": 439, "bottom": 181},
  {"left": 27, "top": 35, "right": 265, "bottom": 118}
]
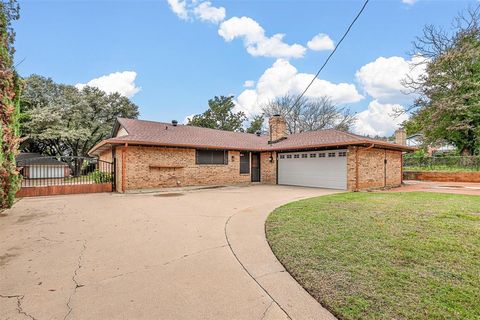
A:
[
  {"left": 122, "top": 143, "right": 128, "bottom": 193},
  {"left": 400, "top": 152, "right": 404, "bottom": 185},
  {"left": 275, "top": 152, "right": 279, "bottom": 185},
  {"left": 355, "top": 147, "right": 359, "bottom": 191},
  {"left": 384, "top": 149, "right": 387, "bottom": 188}
]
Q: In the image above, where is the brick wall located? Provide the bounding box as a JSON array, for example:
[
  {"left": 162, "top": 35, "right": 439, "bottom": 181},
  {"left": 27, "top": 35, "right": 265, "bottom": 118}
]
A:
[
  {"left": 260, "top": 151, "right": 277, "bottom": 184},
  {"left": 403, "top": 171, "right": 480, "bottom": 182},
  {"left": 105, "top": 144, "right": 403, "bottom": 192},
  {"left": 385, "top": 149, "right": 402, "bottom": 187},
  {"left": 121, "top": 146, "right": 254, "bottom": 191},
  {"left": 269, "top": 116, "right": 287, "bottom": 141},
  {"left": 347, "top": 146, "right": 402, "bottom": 191}
]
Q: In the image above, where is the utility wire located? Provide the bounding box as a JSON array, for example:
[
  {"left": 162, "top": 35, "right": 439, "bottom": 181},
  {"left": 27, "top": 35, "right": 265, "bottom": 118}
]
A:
[{"left": 292, "top": 0, "right": 370, "bottom": 108}]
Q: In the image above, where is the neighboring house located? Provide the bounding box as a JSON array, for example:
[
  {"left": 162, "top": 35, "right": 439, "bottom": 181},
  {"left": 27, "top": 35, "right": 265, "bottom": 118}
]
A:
[
  {"left": 406, "top": 133, "right": 456, "bottom": 155},
  {"left": 88, "top": 116, "right": 414, "bottom": 192},
  {"left": 16, "top": 153, "right": 69, "bottom": 179},
  {"left": 406, "top": 133, "right": 423, "bottom": 148}
]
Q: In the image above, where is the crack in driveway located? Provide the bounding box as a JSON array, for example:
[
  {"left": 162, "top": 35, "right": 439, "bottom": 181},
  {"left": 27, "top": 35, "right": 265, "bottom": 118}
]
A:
[
  {"left": 260, "top": 300, "right": 274, "bottom": 320},
  {"left": 0, "top": 294, "right": 37, "bottom": 320},
  {"left": 102, "top": 244, "right": 228, "bottom": 282},
  {"left": 256, "top": 270, "right": 286, "bottom": 279},
  {"left": 63, "top": 240, "right": 87, "bottom": 320}
]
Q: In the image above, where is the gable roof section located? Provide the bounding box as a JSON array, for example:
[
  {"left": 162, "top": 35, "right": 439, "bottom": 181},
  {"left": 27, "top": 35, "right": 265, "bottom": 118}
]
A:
[
  {"left": 89, "top": 118, "right": 414, "bottom": 155},
  {"left": 109, "top": 118, "right": 270, "bottom": 150},
  {"left": 16, "top": 153, "right": 69, "bottom": 166}
]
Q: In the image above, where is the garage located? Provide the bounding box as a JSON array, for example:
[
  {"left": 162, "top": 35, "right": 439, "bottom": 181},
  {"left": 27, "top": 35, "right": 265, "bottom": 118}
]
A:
[
  {"left": 28, "top": 165, "right": 66, "bottom": 179},
  {"left": 278, "top": 149, "right": 348, "bottom": 189}
]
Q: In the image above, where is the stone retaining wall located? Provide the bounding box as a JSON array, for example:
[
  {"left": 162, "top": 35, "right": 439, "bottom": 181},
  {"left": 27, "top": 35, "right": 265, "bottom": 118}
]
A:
[{"left": 403, "top": 171, "right": 480, "bottom": 182}]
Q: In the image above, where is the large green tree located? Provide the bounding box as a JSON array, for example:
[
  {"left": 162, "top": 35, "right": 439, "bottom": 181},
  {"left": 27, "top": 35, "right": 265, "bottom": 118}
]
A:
[
  {"left": 188, "top": 96, "right": 246, "bottom": 132},
  {"left": 246, "top": 114, "right": 265, "bottom": 134},
  {"left": 20, "top": 75, "right": 139, "bottom": 157},
  {"left": 0, "top": 0, "right": 21, "bottom": 208},
  {"left": 404, "top": 8, "right": 480, "bottom": 155}
]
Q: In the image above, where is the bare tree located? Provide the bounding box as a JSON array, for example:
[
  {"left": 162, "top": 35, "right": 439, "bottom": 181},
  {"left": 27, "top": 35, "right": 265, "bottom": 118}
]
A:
[
  {"left": 403, "top": 6, "right": 480, "bottom": 99},
  {"left": 262, "top": 94, "right": 356, "bottom": 134},
  {"left": 262, "top": 94, "right": 306, "bottom": 134}
]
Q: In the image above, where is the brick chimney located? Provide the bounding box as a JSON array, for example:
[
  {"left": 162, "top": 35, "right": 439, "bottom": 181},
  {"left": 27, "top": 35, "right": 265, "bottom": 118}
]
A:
[
  {"left": 269, "top": 114, "right": 287, "bottom": 142},
  {"left": 394, "top": 128, "right": 406, "bottom": 145}
]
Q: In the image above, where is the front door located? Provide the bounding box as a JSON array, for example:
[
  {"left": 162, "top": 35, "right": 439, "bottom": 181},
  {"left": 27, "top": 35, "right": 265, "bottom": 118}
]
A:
[{"left": 251, "top": 153, "right": 260, "bottom": 182}]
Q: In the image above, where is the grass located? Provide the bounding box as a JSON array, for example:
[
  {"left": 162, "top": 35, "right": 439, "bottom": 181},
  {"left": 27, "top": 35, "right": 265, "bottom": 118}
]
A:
[{"left": 266, "top": 192, "right": 480, "bottom": 320}]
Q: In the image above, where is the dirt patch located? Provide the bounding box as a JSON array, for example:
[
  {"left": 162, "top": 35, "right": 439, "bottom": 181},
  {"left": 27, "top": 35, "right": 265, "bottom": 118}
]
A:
[
  {"left": 0, "top": 253, "right": 18, "bottom": 267},
  {"left": 16, "top": 211, "right": 48, "bottom": 224}
]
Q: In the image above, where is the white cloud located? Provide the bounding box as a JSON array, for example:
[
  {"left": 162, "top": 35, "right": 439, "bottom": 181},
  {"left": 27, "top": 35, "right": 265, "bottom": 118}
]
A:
[
  {"left": 243, "top": 80, "right": 255, "bottom": 88},
  {"left": 218, "top": 17, "right": 306, "bottom": 59},
  {"left": 75, "top": 71, "right": 141, "bottom": 98},
  {"left": 166, "top": 2, "right": 305, "bottom": 59},
  {"left": 235, "top": 59, "right": 363, "bottom": 116},
  {"left": 353, "top": 100, "right": 409, "bottom": 136},
  {"left": 402, "top": 0, "right": 417, "bottom": 4},
  {"left": 183, "top": 113, "right": 195, "bottom": 124},
  {"left": 167, "top": 0, "right": 189, "bottom": 20},
  {"left": 193, "top": 1, "right": 225, "bottom": 23},
  {"left": 355, "top": 55, "right": 426, "bottom": 103},
  {"left": 307, "top": 33, "right": 335, "bottom": 51}
]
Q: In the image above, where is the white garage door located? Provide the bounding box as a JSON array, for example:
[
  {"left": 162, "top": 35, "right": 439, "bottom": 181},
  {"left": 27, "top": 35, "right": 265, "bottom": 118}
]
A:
[
  {"left": 278, "top": 150, "right": 347, "bottom": 189},
  {"left": 29, "top": 165, "right": 65, "bottom": 179}
]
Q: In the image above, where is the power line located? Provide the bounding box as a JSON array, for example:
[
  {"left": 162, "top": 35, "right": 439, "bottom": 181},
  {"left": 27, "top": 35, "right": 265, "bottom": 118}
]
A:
[{"left": 292, "top": 0, "right": 370, "bottom": 108}]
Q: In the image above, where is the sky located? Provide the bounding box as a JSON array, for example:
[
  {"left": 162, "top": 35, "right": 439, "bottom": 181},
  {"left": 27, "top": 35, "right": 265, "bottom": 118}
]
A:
[{"left": 13, "top": 0, "right": 477, "bottom": 136}]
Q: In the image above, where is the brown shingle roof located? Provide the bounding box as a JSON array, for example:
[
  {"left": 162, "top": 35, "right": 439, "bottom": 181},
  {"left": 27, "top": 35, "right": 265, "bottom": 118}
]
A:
[{"left": 89, "top": 118, "right": 414, "bottom": 155}]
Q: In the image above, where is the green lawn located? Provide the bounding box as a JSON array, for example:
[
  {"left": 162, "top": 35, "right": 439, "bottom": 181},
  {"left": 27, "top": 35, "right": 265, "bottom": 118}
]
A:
[{"left": 266, "top": 192, "right": 480, "bottom": 320}]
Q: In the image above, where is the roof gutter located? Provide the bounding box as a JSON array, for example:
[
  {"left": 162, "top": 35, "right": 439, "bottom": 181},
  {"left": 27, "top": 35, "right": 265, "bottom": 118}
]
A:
[{"left": 88, "top": 138, "right": 416, "bottom": 156}]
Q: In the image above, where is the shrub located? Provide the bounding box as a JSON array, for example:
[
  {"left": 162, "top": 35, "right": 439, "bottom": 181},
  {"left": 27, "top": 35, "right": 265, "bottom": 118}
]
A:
[{"left": 88, "top": 171, "right": 112, "bottom": 183}]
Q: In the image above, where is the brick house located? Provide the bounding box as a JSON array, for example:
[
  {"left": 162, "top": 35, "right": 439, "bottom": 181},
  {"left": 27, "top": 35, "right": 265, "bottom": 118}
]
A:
[{"left": 88, "top": 116, "right": 414, "bottom": 192}]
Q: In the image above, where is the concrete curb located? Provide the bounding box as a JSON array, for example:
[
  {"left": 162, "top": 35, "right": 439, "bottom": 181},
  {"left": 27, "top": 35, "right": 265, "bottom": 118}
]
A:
[{"left": 225, "top": 192, "right": 339, "bottom": 320}]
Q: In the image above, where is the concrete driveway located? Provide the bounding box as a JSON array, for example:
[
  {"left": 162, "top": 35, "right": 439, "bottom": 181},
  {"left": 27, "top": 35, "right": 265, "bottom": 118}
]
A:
[{"left": 0, "top": 185, "right": 339, "bottom": 320}]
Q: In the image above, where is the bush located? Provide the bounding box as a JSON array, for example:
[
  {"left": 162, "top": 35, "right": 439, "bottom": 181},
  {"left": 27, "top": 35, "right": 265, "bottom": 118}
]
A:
[
  {"left": 403, "top": 155, "right": 480, "bottom": 172},
  {"left": 88, "top": 171, "right": 112, "bottom": 183},
  {"left": 0, "top": 1, "right": 22, "bottom": 208}
]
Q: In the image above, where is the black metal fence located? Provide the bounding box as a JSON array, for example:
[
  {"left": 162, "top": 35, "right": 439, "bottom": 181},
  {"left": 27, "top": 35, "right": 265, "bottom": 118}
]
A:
[
  {"left": 16, "top": 156, "right": 114, "bottom": 188},
  {"left": 403, "top": 156, "right": 480, "bottom": 172}
]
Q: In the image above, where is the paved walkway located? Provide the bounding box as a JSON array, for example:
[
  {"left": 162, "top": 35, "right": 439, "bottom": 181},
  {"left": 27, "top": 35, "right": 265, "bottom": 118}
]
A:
[
  {"left": 384, "top": 180, "right": 480, "bottom": 196},
  {"left": 0, "top": 185, "right": 339, "bottom": 320}
]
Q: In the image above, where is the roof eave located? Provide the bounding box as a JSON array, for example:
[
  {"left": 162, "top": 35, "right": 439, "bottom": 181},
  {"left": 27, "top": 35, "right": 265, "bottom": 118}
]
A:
[
  {"left": 263, "top": 140, "right": 415, "bottom": 152},
  {"left": 89, "top": 139, "right": 415, "bottom": 157}
]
